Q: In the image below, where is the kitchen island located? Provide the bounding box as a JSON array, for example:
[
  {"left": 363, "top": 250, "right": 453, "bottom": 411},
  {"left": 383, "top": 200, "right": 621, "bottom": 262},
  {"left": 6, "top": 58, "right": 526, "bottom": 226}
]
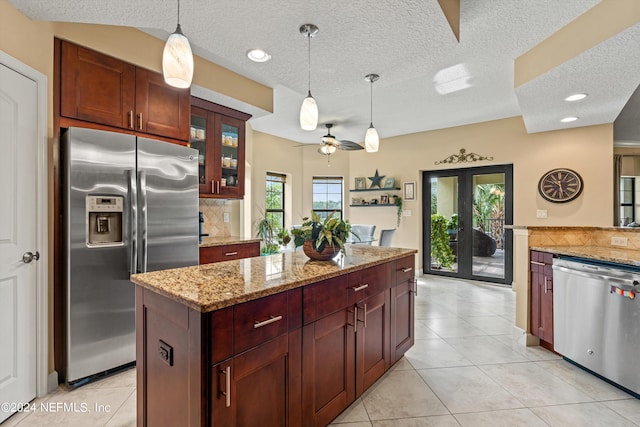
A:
[{"left": 131, "top": 245, "right": 417, "bottom": 427}]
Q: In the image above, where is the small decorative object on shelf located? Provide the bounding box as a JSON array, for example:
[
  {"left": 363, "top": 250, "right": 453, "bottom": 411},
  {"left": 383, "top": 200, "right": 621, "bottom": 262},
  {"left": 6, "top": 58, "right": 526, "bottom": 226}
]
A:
[
  {"left": 383, "top": 177, "right": 395, "bottom": 189},
  {"left": 380, "top": 194, "right": 389, "bottom": 205},
  {"left": 355, "top": 177, "right": 366, "bottom": 190},
  {"left": 368, "top": 169, "right": 385, "bottom": 188},
  {"left": 291, "top": 211, "right": 352, "bottom": 260}
]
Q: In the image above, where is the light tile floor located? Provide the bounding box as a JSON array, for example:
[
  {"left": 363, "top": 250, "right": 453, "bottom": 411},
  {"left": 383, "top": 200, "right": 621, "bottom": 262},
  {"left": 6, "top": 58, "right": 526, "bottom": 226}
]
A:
[{"left": 4, "top": 275, "right": 640, "bottom": 426}]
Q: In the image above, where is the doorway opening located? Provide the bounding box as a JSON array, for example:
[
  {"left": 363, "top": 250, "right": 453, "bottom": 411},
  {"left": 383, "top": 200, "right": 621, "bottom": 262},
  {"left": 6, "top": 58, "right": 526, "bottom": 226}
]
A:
[{"left": 422, "top": 164, "right": 513, "bottom": 285}]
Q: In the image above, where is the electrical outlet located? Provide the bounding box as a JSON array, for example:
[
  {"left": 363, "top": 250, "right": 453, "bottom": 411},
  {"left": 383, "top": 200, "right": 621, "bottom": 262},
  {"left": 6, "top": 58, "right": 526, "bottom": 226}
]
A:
[
  {"left": 223, "top": 212, "right": 230, "bottom": 223},
  {"left": 402, "top": 209, "right": 412, "bottom": 217},
  {"left": 536, "top": 209, "right": 548, "bottom": 219},
  {"left": 611, "top": 236, "right": 628, "bottom": 247}
]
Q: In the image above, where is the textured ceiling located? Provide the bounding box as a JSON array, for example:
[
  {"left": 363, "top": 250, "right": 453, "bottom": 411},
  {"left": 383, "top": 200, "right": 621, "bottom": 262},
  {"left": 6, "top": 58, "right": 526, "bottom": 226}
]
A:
[{"left": 9, "top": 0, "right": 640, "bottom": 145}]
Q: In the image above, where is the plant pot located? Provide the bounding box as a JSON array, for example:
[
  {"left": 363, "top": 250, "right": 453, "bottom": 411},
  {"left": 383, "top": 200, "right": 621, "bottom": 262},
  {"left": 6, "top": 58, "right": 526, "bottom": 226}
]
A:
[{"left": 302, "top": 240, "right": 340, "bottom": 261}]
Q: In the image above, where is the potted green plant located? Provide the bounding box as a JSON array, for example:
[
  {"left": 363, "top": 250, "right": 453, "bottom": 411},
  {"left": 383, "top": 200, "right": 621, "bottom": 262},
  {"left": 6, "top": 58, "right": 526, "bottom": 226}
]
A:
[
  {"left": 446, "top": 213, "right": 458, "bottom": 238},
  {"left": 393, "top": 195, "right": 403, "bottom": 227},
  {"left": 291, "top": 211, "right": 352, "bottom": 260},
  {"left": 431, "top": 213, "right": 454, "bottom": 269},
  {"left": 256, "top": 210, "right": 286, "bottom": 255}
]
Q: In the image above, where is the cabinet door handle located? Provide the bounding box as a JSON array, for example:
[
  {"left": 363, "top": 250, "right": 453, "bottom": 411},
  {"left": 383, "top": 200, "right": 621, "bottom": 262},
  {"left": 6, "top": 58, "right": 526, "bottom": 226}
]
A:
[
  {"left": 138, "top": 112, "right": 143, "bottom": 130},
  {"left": 221, "top": 366, "right": 231, "bottom": 407},
  {"left": 411, "top": 278, "right": 418, "bottom": 296},
  {"left": 544, "top": 276, "right": 548, "bottom": 294},
  {"left": 352, "top": 284, "right": 369, "bottom": 292},
  {"left": 401, "top": 267, "right": 413, "bottom": 273},
  {"left": 128, "top": 110, "right": 134, "bottom": 129},
  {"left": 224, "top": 251, "right": 238, "bottom": 256},
  {"left": 254, "top": 315, "right": 283, "bottom": 329},
  {"left": 362, "top": 303, "right": 367, "bottom": 328},
  {"left": 353, "top": 305, "right": 358, "bottom": 333},
  {"left": 531, "top": 261, "right": 545, "bottom": 266}
]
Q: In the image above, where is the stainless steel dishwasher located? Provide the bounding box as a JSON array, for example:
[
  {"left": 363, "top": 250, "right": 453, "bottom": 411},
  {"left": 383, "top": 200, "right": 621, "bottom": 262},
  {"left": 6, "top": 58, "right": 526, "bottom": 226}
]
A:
[{"left": 553, "top": 257, "right": 640, "bottom": 395}]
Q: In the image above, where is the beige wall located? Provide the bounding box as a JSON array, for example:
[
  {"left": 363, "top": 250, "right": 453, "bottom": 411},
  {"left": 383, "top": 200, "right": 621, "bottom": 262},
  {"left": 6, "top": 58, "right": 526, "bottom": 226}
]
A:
[{"left": 348, "top": 117, "right": 613, "bottom": 267}]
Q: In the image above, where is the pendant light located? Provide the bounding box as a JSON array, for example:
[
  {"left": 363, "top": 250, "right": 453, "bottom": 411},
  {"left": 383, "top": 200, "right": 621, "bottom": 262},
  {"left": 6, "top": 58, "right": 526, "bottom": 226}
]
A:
[
  {"left": 299, "top": 24, "right": 319, "bottom": 131},
  {"left": 364, "top": 74, "right": 380, "bottom": 152},
  {"left": 162, "top": 0, "right": 194, "bottom": 89}
]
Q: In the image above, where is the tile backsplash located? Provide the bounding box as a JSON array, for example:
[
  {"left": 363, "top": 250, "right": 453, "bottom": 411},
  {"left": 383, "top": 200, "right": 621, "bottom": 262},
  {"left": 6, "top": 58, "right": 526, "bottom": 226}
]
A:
[
  {"left": 528, "top": 227, "right": 640, "bottom": 250},
  {"left": 199, "top": 199, "right": 231, "bottom": 237}
]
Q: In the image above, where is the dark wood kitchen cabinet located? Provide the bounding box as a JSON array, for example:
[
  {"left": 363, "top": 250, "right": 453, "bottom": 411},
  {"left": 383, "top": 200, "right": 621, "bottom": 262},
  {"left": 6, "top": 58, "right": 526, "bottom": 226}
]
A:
[
  {"left": 210, "top": 290, "right": 301, "bottom": 427},
  {"left": 391, "top": 255, "right": 416, "bottom": 363},
  {"left": 190, "top": 97, "right": 251, "bottom": 198},
  {"left": 135, "top": 254, "right": 414, "bottom": 427},
  {"left": 199, "top": 241, "right": 260, "bottom": 264},
  {"left": 59, "top": 39, "right": 190, "bottom": 141},
  {"left": 530, "top": 250, "right": 554, "bottom": 349},
  {"left": 301, "top": 264, "right": 391, "bottom": 426}
]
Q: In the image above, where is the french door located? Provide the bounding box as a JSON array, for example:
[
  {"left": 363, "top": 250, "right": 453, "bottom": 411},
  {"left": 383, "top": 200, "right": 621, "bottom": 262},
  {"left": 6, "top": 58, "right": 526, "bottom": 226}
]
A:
[{"left": 422, "top": 165, "right": 513, "bottom": 285}]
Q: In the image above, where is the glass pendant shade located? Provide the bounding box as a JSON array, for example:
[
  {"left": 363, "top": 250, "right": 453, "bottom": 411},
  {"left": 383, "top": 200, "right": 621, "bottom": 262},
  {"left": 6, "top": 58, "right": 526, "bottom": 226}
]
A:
[
  {"left": 365, "top": 124, "right": 379, "bottom": 152},
  {"left": 319, "top": 144, "right": 337, "bottom": 155},
  {"left": 300, "top": 92, "right": 318, "bottom": 130},
  {"left": 162, "top": 24, "right": 194, "bottom": 89}
]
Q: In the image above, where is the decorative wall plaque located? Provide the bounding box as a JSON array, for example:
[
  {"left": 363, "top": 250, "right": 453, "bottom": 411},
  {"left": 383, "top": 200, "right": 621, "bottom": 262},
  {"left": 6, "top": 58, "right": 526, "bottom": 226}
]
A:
[{"left": 435, "top": 148, "right": 493, "bottom": 165}]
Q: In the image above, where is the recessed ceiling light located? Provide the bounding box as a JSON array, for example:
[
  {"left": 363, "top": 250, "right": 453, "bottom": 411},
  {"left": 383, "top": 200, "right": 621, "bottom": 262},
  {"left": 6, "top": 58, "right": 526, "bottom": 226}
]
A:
[
  {"left": 561, "top": 116, "right": 579, "bottom": 123},
  {"left": 246, "top": 49, "right": 271, "bottom": 63},
  {"left": 565, "top": 93, "right": 588, "bottom": 102}
]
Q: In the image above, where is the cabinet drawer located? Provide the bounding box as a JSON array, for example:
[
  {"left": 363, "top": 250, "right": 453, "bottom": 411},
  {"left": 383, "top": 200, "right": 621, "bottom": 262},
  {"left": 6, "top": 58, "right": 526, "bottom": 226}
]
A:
[
  {"left": 394, "top": 256, "right": 415, "bottom": 285},
  {"left": 234, "top": 292, "right": 289, "bottom": 355},
  {"left": 348, "top": 264, "right": 389, "bottom": 303},
  {"left": 200, "top": 242, "right": 260, "bottom": 264},
  {"left": 303, "top": 276, "right": 350, "bottom": 325}
]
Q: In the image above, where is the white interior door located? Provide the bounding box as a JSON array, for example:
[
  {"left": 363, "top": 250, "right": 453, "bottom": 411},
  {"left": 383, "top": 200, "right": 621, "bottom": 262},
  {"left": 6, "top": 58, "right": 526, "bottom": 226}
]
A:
[{"left": 0, "top": 63, "right": 38, "bottom": 423}]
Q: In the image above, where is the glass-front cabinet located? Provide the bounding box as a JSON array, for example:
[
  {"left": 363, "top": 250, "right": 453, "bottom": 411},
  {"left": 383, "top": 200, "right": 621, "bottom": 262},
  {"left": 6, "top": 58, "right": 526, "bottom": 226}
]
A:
[{"left": 190, "top": 97, "right": 250, "bottom": 199}]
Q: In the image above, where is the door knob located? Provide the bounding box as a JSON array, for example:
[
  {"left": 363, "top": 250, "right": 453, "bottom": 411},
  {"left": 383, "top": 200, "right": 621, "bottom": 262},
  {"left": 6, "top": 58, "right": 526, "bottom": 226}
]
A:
[{"left": 22, "top": 251, "right": 40, "bottom": 263}]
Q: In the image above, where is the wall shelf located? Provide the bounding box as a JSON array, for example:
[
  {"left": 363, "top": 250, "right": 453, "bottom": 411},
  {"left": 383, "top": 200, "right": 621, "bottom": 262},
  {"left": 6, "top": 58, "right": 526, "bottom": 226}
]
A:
[
  {"left": 350, "top": 188, "right": 400, "bottom": 192},
  {"left": 349, "top": 204, "right": 395, "bottom": 207}
]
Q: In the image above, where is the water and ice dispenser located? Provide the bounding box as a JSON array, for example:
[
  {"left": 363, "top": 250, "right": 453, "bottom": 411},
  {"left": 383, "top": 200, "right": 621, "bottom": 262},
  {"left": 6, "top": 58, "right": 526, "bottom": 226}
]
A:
[{"left": 86, "top": 195, "right": 124, "bottom": 246}]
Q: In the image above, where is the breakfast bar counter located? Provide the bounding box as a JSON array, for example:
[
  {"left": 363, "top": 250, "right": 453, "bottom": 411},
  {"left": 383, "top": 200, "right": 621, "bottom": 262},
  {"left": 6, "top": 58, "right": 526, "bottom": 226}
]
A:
[{"left": 131, "top": 246, "right": 417, "bottom": 427}]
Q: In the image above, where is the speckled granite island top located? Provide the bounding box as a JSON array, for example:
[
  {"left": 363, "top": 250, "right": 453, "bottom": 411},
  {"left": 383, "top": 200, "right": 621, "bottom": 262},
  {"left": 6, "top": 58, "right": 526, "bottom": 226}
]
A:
[
  {"left": 131, "top": 245, "right": 417, "bottom": 312},
  {"left": 531, "top": 245, "right": 640, "bottom": 267},
  {"left": 199, "top": 235, "right": 261, "bottom": 248}
]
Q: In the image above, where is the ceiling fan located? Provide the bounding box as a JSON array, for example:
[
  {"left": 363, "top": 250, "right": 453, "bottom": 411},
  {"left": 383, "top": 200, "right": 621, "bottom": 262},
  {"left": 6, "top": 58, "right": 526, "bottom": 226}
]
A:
[{"left": 317, "top": 123, "right": 363, "bottom": 155}]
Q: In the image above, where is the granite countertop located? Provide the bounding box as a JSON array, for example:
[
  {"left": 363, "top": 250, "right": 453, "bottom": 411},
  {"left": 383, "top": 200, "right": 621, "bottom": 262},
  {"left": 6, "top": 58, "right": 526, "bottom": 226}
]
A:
[
  {"left": 131, "top": 246, "right": 417, "bottom": 313},
  {"left": 531, "top": 245, "right": 640, "bottom": 267},
  {"left": 199, "top": 235, "right": 261, "bottom": 248}
]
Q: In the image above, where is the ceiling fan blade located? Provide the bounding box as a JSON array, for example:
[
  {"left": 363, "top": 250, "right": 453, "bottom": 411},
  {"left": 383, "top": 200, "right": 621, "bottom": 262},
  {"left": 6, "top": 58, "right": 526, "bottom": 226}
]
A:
[{"left": 336, "top": 140, "right": 364, "bottom": 150}]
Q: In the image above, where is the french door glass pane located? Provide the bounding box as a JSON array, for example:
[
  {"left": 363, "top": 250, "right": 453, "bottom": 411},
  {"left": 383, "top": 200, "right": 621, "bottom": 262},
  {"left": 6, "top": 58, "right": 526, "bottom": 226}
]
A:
[
  {"left": 471, "top": 173, "right": 505, "bottom": 279},
  {"left": 430, "top": 176, "right": 458, "bottom": 273}
]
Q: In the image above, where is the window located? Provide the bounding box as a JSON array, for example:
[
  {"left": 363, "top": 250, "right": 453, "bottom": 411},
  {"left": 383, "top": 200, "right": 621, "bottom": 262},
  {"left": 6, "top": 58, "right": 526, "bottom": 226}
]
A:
[
  {"left": 266, "top": 172, "right": 285, "bottom": 229},
  {"left": 620, "top": 177, "right": 635, "bottom": 225},
  {"left": 312, "top": 176, "right": 343, "bottom": 219}
]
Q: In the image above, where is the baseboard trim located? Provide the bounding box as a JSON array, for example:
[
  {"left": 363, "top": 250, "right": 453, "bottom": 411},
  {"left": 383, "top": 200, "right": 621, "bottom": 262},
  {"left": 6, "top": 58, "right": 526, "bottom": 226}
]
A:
[{"left": 47, "top": 371, "right": 59, "bottom": 394}]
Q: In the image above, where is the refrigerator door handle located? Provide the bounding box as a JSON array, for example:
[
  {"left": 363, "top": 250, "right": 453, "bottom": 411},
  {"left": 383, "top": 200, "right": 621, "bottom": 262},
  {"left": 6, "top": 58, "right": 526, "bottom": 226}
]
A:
[
  {"left": 129, "top": 169, "right": 138, "bottom": 274},
  {"left": 139, "top": 170, "right": 148, "bottom": 273}
]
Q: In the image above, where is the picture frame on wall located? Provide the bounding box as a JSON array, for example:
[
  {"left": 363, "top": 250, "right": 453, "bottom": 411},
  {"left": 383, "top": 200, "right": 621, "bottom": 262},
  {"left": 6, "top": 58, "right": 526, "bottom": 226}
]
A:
[
  {"left": 404, "top": 181, "right": 416, "bottom": 201},
  {"left": 383, "top": 177, "right": 395, "bottom": 189},
  {"left": 355, "top": 177, "right": 366, "bottom": 190}
]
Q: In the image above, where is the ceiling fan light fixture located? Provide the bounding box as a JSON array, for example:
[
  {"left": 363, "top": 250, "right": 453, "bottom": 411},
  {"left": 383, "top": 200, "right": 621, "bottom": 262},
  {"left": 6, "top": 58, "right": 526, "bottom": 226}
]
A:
[
  {"left": 365, "top": 124, "right": 379, "bottom": 152},
  {"left": 364, "top": 73, "right": 380, "bottom": 153},
  {"left": 162, "top": 0, "right": 194, "bottom": 89},
  {"left": 299, "top": 24, "right": 319, "bottom": 131},
  {"left": 319, "top": 144, "right": 337, "bottom": 155}
]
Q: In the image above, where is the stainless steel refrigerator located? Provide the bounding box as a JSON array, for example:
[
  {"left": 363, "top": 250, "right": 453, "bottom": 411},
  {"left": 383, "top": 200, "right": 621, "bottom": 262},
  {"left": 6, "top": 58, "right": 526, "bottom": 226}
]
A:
[{"left": 63, "top": 127, "right": 199, "bottom": 384}]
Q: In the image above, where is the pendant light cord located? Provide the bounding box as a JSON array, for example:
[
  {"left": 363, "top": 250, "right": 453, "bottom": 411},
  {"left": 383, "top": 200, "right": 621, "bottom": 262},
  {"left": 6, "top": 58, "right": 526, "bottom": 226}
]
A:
[
  {"left": 370, "top": 80, "right": 374, "bottom": 125},
  {"left": 177, "top": 0, "right": 181, "bottom": 25},
  {"left": 307, "top": 34, "right": 312, "bottom": 95}
]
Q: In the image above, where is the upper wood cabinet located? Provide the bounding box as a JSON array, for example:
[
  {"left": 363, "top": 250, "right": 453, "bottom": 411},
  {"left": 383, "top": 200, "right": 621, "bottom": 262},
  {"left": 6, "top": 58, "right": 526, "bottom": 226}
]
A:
[
  {"left": 190, "top": 97, "right": 251, "bottom": 199},
  {"left": 59, "top": 40, "right": 190, "bottom": 141}
]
